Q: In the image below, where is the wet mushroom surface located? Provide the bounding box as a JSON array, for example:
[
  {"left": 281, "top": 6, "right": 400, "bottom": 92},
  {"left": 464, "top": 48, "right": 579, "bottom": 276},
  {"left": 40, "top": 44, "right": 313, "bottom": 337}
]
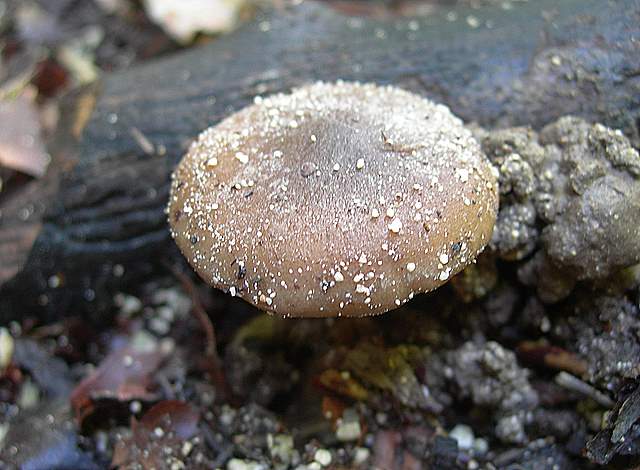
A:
[{"left": 168, "top": 81, "right": 499, "bottom": 317}]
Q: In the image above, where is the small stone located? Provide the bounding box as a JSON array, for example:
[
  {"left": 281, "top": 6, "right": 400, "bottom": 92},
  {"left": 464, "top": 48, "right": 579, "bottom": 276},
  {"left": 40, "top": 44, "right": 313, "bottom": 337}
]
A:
[
  {"left": 449, "top": 424, "right": 474, "bottom": 450},
  {"left": 226, "top": 459, "right": 267, "bottom": 470},
  {"left": 314, "top": 449, "right": 332, "bottom": 466},
  {"left": 0, "top": 328, "right": 14, "bottom": 370},
  {"left": 17, "top": 379, "right": 40, "bottom": 410},
  {"left": 268, "top": 434, "right": 294, "bottom": 466},
  {"left": 336, "top": 408, "right": 362, "bottom": 441},
  {"left": 473, "top": 437, "right": 488, "bottom": 455},
  {"left": 181, "top": 440, "right": 194, "bottom": 457},
  {"left": 353, "top": 447, "right": 370, "bottom": 465},
  {"left": 129, "top": 400, "right": 142, "bottom": 414}
]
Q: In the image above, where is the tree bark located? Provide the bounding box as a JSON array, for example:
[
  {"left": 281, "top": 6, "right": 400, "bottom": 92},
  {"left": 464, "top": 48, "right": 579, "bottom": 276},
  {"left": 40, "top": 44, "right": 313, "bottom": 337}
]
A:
[{"left": 1, "top": 0, "right": 639, "bottom": 321}]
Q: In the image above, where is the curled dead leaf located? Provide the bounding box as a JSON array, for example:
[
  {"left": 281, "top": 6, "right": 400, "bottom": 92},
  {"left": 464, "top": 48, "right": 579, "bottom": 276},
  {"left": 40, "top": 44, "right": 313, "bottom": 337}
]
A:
[
  {"left": 70, "top": 341, "right": 168, "bottom": 424},
  {"left": 112, "top": 400, "right": 200, "bottom": 469},
  {"left": 0, "top": 91, "right": 50, "bottom": 177}
]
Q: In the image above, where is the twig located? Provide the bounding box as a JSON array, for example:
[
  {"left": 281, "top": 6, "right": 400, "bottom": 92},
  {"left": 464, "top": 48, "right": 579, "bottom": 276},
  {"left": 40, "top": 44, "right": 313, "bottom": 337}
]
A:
[
  {"left": 165, "top": 263, "right": 233, "bottom": 401},
  {"left": 555, "top": 371, "right": 614, "bottom": 408},
  {"left": 168, "top": 264, "right": 216, "bottom": 358},
  {"left": 129, "top": 127, "right": 155, "bottom": 155}
]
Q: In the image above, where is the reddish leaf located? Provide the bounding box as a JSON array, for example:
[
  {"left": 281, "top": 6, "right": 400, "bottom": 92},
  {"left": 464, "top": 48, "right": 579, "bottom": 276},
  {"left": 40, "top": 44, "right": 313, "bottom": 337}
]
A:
[
  {"left": 136, "top": 400, "right": 200, "bottom": 439},
  {"left": 112, "top": 400, "right": 200, "bottom": 469},
  {"left": 31, "top": 59, "right": 68, "bottom": 97},
  {"left": 70, "top": 343, "right": 167, "bottom": 423}
]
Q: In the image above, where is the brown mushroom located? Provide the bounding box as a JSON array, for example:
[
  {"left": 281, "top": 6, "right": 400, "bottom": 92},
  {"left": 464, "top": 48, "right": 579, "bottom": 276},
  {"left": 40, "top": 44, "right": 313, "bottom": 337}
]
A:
[{"left": 168, "top": 81, "right": 498, "bottom": 317}]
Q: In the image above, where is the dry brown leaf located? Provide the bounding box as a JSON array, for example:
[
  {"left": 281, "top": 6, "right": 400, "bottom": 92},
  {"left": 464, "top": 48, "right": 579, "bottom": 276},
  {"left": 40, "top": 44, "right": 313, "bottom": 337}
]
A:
[
  {"left": 112, "top": 400, "right": 200, "bottom": 469},
  {"left": 0, "top": 90, "right": 49, "bottom": 177},
  {"left": 142, "top": 0, "right": 247, "bottom": 43},
  {"left": 70, "top": 340, "right": 168, "bottom": 424}
]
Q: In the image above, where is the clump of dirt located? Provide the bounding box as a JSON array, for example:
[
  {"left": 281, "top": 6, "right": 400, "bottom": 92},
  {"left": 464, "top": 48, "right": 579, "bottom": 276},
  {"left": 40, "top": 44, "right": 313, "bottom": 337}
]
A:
[{"left": 479, "top": 116, "right": 640, "bottom": 302}]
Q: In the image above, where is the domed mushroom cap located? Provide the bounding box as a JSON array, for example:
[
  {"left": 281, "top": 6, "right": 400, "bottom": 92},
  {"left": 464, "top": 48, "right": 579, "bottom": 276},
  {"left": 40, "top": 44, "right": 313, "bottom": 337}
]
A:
[{"left": 168, "top": 81, "right": 498, "bottom": 317}]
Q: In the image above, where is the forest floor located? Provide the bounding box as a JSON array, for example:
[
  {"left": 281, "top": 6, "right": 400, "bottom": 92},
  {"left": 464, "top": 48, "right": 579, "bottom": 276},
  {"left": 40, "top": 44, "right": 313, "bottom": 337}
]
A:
[{"left": 1, "top": 1, "right": 639, "bottom": 469}]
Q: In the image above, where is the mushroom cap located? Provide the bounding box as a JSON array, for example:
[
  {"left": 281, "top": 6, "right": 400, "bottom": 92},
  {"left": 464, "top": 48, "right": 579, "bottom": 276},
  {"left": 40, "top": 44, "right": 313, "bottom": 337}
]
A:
[{"left": 168, "top": 81, "right": 498, "bottom": 317}]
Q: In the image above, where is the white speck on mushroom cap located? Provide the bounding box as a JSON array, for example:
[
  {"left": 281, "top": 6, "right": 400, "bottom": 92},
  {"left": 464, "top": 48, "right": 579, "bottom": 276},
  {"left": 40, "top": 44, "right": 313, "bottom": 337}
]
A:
[{"left": 168, "top": 81, "right": 499, "bottom": 318}]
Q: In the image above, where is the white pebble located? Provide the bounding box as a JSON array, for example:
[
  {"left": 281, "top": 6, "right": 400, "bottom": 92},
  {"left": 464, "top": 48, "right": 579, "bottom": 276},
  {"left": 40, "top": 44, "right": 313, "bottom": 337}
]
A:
[
  {"left": 450, "top": 424, "right": 474, "bottom": 450},
  {"left": 314, "top": 449, "right": 332, "bottom": 466}
]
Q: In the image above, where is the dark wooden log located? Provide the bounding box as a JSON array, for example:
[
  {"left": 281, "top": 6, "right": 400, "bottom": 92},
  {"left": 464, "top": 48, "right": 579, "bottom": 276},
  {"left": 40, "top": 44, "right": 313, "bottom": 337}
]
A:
[{"left": 1, "top": 0, "right": 639, "bottom": 322}]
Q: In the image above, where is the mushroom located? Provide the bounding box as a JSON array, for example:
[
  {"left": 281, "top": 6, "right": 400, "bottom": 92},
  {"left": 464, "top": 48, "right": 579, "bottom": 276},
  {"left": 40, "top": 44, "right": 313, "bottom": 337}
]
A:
[{"left": 168, "top": 81, "right": 498, "bottom": 317}]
